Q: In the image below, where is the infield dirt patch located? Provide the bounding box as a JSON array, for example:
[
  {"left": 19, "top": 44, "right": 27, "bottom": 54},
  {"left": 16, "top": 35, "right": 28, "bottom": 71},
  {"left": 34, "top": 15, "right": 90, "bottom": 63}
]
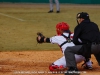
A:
[{"left": 0, "top": 51, "right": 100, "bottom": 75}]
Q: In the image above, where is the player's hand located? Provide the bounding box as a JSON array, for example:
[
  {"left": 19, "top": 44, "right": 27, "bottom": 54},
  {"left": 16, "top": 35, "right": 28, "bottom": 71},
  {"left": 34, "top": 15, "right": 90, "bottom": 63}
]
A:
[{"left": 36, "top": 32, "right": 45, "bottom": 43}]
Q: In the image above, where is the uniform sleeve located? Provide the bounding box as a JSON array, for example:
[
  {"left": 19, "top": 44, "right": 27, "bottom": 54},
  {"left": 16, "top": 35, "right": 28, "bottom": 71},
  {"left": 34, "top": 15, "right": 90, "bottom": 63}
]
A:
[
  {"left": 50, "top": 36, "right": 65, "bottom": 45},
  {"left": 50, "top": 36, "right": 59, "bottom": 44}
]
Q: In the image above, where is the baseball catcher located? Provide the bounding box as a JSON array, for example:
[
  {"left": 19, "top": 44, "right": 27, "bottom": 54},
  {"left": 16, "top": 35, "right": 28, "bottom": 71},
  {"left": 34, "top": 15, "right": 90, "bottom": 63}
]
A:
[{"left": 36, "top": 22, "right": 93, "bottom": 72}]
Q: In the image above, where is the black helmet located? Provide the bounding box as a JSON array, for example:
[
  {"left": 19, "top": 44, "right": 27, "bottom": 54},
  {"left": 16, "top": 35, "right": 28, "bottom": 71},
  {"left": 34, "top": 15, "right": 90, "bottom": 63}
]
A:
[{"left": 77, "top": 12, "right": 89, "bottom": 20}]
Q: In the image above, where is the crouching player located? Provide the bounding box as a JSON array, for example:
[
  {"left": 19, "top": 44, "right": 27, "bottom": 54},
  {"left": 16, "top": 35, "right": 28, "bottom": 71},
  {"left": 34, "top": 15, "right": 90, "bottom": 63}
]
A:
[{"left": 36, "top": 22, "right": 93, "bottom": 72}]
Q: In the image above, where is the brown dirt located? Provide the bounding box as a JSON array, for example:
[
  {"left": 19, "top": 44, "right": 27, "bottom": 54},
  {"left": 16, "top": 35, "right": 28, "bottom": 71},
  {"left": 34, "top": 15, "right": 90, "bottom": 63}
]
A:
[{"left": 0, "top": 51, "right": 100, "bottom": 75}]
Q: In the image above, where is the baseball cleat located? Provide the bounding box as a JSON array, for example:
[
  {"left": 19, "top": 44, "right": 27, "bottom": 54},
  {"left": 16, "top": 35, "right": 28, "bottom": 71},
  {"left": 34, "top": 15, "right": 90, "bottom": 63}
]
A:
[
  {"left": 48, "top": 10, "right": 53, "bottom": 13},
  {"left": 56, "top": 11, "right": 60, "bottom": 13},
  {"left": 65, "top": 67, "right": 80, "bottom": 75},
  {"left": 83, "top": 64, "right": 93, "bottom": 69}
]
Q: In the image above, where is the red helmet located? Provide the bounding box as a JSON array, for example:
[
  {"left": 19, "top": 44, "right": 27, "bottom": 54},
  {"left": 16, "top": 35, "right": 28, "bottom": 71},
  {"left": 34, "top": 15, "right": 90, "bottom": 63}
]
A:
[{"left": 56, "top": 22, "right": 70, "bottom": 35}]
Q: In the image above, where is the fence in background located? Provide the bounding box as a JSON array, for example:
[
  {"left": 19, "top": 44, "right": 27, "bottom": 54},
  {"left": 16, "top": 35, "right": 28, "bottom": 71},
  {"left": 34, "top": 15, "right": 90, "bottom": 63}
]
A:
[{"left": 0, "top": 0, "right": 100, "bottom": 4}]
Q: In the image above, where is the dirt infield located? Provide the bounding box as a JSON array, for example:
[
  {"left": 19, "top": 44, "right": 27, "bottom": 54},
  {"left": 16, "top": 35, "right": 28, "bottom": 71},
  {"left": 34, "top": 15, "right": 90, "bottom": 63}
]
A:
[{"left": 0, "top": 51, "right": 100, "bottom": 75}]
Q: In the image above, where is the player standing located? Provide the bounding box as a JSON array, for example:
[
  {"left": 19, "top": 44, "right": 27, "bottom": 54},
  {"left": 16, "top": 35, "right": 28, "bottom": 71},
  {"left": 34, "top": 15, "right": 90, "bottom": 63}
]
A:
[{"left": 48, "top": 0, "right": 60, "bottom": 13}]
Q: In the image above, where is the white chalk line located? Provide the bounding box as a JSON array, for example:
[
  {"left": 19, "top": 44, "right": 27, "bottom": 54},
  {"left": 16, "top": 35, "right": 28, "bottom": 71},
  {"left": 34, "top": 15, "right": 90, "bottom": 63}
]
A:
[{"left": 0, "top": 12, "right": 25, "bottom": 21}]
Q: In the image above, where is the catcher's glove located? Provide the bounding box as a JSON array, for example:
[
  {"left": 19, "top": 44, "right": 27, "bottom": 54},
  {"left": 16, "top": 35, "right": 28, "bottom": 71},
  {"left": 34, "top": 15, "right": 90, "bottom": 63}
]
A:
[{"left": 37, "top": 32, "right": 45, "bottom": 43}]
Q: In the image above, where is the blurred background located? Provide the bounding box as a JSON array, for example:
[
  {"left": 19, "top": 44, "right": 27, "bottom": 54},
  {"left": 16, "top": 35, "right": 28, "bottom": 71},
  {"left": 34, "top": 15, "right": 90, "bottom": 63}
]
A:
[
  {"left": 0, "top": 0, "right": 100, "bottom": 4},
  {"left": 0, "top": 0, "right": 100, "bottom": 51}
]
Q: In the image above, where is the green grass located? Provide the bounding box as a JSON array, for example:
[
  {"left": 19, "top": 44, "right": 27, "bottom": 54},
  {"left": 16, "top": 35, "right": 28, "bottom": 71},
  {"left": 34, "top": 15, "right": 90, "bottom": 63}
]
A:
[{"left": 0, "top": 3, "right": 100, "bottom": 51}]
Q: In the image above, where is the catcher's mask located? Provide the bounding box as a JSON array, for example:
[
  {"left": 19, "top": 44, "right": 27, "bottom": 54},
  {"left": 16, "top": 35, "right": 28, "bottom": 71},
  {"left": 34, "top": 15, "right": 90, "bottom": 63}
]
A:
[
  {"left": 56, "top": 22, "right": 70, "bottom": 35},
  {"left": 76, "top": 12, "right": 90, "bottom": 24}
]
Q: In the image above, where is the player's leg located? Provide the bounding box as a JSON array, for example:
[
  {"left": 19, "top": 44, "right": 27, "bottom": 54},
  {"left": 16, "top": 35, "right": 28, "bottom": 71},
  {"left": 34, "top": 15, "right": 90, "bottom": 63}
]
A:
[
  {"left": 75, "top": 54, "right": 85, "bottom": 63},
  {"left": 54, "top": 0, "right": 60, "bottom": 13},
  {"left": 48, "top": 0, "right": 53, "bottom": 13},
  {"left": 49, "top": 54, "right": 93, "bottom": 71},
  {"left": 75, "top": 54, "right": 93, "bottom": 69},
  {"left": 50, "top": 55, "right": 85, "bottom": 70},
  {"left": 49, "top": 56, "right": 66, "bottom": 71}
]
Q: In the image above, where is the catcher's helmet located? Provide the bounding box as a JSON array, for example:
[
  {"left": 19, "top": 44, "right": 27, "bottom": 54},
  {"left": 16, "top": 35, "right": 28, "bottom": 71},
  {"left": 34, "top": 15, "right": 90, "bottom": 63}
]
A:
[
  {"left": 77, "top": 12, "right": 89, "bottom": 20},
  {"left": 56, "top": 22, "right": 70, "bottom": 35}
]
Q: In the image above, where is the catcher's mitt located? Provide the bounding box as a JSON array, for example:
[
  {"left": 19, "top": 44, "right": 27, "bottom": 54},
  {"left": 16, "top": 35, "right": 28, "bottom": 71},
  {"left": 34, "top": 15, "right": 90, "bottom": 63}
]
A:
[{"left": 37, "top": 32, "right": 45, "bottom": 43}]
